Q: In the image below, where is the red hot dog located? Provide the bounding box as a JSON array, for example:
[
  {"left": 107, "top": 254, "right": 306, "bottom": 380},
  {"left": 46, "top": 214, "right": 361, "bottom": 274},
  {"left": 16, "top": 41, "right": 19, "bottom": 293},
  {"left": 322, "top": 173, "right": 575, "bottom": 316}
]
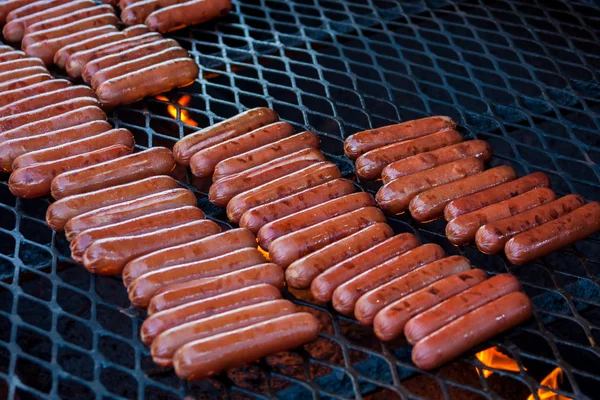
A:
[
  {"left": 54, "top": 31, "right": 127, "bottom": 69},
  {"left": 0, "top": 73, "right": 52, "bottom": 93},
  {"left": 0, "top": 85, "right": 96, "bottom": 118},
  {"left": 145, "top": 0, "right": 232, "bottom": 34},
  {"left": 24, "top": 4, "right": 115, "bottom": 36},
  {"left": 0, "top": 0, "right": 30, "bottom": 25},
  {"left": 0, "top": 79, "right": 71, "bottom": 107}
]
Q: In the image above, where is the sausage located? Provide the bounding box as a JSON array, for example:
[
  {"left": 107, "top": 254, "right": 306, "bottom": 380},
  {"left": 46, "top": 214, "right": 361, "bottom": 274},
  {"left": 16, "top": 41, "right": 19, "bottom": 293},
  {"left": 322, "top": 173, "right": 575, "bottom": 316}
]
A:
[
  {"left": 0, "top": 0, "right": 30, "bottom": 25},
  {"left": 121, "top": 0, "right": 189, "bottom": 25},
  {"left": 0, "top": 58, "right": 45, "bottom": 75},
  {"left": 0, "top": 66, "right": 49, "bottom": 86},
  {"left": 404, "top": 274, "right": 520, "bottom": 345},
  {"left": 409, "top": 165, "right": 517, "bottom": 222},
  {"left": 0, "top": 79, "right": 71, "bottom": 107},
  {"left": 0, "top": 121, "right": 112, "bottom": 173},
  {"left": 208, "top": 148, "right": 325, "bottom": 207},
  {"left": 190, "top": 121, "right": 295, "bottom": 179},
  {"left": 9, "top": 145, "right": 131, "bottom": 199},
  {"left": 148, "top": 263, "right": 284, "bottom": 314},
  {"left": 120, "top": 0, "right": 147, "bottom": 9},
  {"left": 64, "top": 188, "right": 196, "bottom": 241},
  {"left": 145, "top": 0, "right": 232, "bottom": 34},
  {"left": 122, "top": 24, "right": 150, "bottom": 37},
  {"left": 129, "top": 248, "right": 266, "bottom": 307},
  {"left": 152, "top": 299, "right": 295, "bottom": 367},
  {"left": 122, "top": 228, "right": 257, "bottom": 287},
  {"left": 344, "top": 116, "right": 456, "bottom": 160},
  {"left": 0, "top": 106, "right": 107, "bottom": 143},
  {"left": 213, "top": 131, "right": 320, "bottom": 182},
  {"left": 24, "top": 4, "right": 115, "bottom": 36},
  {"left": 331, "top": 243, "right": 445, "bottom": 315},
  {"left": 444, "top": 172, "right": 551, "bottom": 221},
  {"left": 505, "top": 201, "right": 600, "bottom": 265},
  {"left": 373, "top": 269, "right": 488, "bottom": 341},
  {"left": 446, "top": 187, "right": 556, "bottom": 246},
  {"left": 50, "top": 147, "right": 175, "bottom": 200},
  {"left": 70, "top": 206, "right": 204, "bottom": 263},
  {"left": 0, "top": 51, "right": 25, "bottom": 63},
  {"left": 285, "top": 223, "right": 393, "bottom": 289},
  {"left": 475, "top": 194, "right": 586, "bottom": 255},
  {"left": 83, "top": 219, "right": 220, "bottom": 275},
  {"left": 258, "top": 191, "right": 374, "bottom": 250},
  {"left": 381, "top": 140, "right": 492, "bottom": 183},
  {"left": 239, "top": 178, "right": 355, "bottom": 234},
  {"left": 355, "top": 129, "right": 464, "bottom": 180},
  {"left": 141, "top": 283, "right": 282, "bottom": 345},
  {"left": 412, "top": 292, "right": 532, "bottom": 370},
  {"left": 0, "top": 73, "right": 52, "bottom": 94},
  {"left": 54, "top": 31, "right": 126, "bottom": 69},
  {"left": 227, "top": 162, "right": 341, "bottom": 223},
  {"left": 6, "top": 0, "right": 73, "bottom": 22},
  {"left": 46, "top": 175, "right": 180, "bottom": 232},
  {"left": 269, "top": 206, "right": 386, "bottom": 268},
  {"left": 0, "top": 86, "right": 96, "bottom": 118},
  {"left": 12, "top": 128, "right": 134, "bottom": 171},
  {"left": 311, "top": 233, "right": 419, "bottom": 303},
  {"left": 376, "top": 158, "right": 484, "bottom": 215},
  {"left": 96, "top": 58, "right": 199, "bottom": 107},
  {"left": 173, "top": 107, "right": 279, "bottom": 167},
  {"left": 172, "top": 312, "right": 319, "bottom": 380}
]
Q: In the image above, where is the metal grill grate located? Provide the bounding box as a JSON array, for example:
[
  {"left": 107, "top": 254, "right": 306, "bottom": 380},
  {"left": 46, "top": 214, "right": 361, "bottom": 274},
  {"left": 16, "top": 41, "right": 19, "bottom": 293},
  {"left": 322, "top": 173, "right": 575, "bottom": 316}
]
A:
[{"left": 1, "top": 0, "right": 600, "bottom": 398}]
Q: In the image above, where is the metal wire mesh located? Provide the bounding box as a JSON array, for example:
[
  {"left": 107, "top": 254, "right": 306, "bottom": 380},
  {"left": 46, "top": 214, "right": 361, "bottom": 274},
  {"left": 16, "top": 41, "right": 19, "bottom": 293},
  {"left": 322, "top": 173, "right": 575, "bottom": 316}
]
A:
[{"left": 1, "top": 0, "right": 600, "bottom": 398}]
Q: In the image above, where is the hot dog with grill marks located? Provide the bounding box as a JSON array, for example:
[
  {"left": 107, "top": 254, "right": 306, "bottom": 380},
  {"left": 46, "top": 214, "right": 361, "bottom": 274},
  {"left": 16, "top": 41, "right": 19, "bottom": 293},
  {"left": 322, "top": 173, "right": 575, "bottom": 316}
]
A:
[
  {"left": 148, "top": 263, "right": 284, "bottom": 314},
  {"left": 122, "top": 228, "right": 257, "bottom": 287},
  {"left": 444, "top": 172, "right": 551, "bottom": 221},
  {"left": 145, "top": 0, "right": 232, "bottom": 34},
  {"left": 412, "top": 292, "right": 532, "bottom": 370},
  {"left": 213, "top": 130, "right": 320, "bottom": 182},
  {"left": 270, "top": 206, "right": 386, "bottom": 268},
  {"left": 344, "top": 116, "right": 456, "bottom": 160},
  {"left": 64, "top": 188, "right": 197, "bottom": 240},
  {"left": 46, "top": 175, "right": 180, "bottom": 232},
  {"left": 355, "top": 129, "right": 464, "bottom": 180},
  {"left": 505, "top": 201, "right": 600, "bottom": 265},
  {"left": 190, "top": 121, "right": 295, "bottom": 179},
  {"left": 377, "top": 158, "right": 484, "bottom": 215},
  {"left": 0, "top": 79, "right": 71, "bottom": 107},
  {"left": 0, "top": 73, "right": 52, "bottom": 93},
  {"left": 9, "top": 145, "right": 131, "bottom": 199},
  {"left": 50, "top": 147, "right": 175, "bottom": 199},
  {"left": 332, "top": 243, "right": 445, "bottom": 315},
  {"left": 121, "top": 0, "right": 189, "bottom": 25},
  {"left": 120, "top": 0, "right": 146, "bottom": 8},
  {"left": 129, "top": 248, "right": 266, "bottom": 307},
  {"left": 6, "top": 0, "right": 73, "bottom": 22},
  {"left": 173, "top": 107, "right": 279, "bottom": 167},
  {"left": 24, "top": 4, "right": 115, "bottom": 36},
  {"left": 208, "top": 148, "right": 325, "bottom": 207},
  {"left": 475, "top": 194, "right": 586, "bottom": 255},
  {"left": 228, "top": 162, "right": 341, "bottom": 223},
  {"left": 446, "top": 188, "right": 556, "bottom": 246},
  {"left": 0, "top": 46, "right": 13, "bottom": 53},
  {"left": 0, "top": 0, "right": 30, "bottom": 25},
  {"left": 373, "top": 269, "right": 488, "bottom": 341},
  {"left": 54, "top": 31, "right": 126, "bottom": 69},
  {"left": 122, "top": 24, "right": 150, "bottom": 37},
  {"left": 258, "top": 192, "right": 374, "bottom": 250},
  {"left": 0, "top": 86, "right": 96, "bottom": 118},
  {"left": 409, "top": 166, "right": 517, "bottom": 222},
  {"left": 152, "top": 299, "right": 296, "bottom": 367},
  {"left": 286, "top": 223, "right": 393, "bottom": 289},
  {"left": 0, "top": 51, "right": 25, "bottom": 63},
  {"left": 381, "top": 140, "right": 492, "bottom": 183},
  {"left": 0, "top": 66, "right": 49, "bottom": 85},
  {"left": 0, "top": 59, "right": 45, "bottom": 76},
  {"left": 311, "top": 233, "right": 419, "bottom": 303}
]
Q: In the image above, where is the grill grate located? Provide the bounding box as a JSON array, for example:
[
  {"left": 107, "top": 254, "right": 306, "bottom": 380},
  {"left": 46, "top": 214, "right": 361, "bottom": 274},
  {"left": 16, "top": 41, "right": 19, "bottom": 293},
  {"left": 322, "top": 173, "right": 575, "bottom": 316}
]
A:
[{"left": 1, "top": 0, "right": 600, "bottom": 399}]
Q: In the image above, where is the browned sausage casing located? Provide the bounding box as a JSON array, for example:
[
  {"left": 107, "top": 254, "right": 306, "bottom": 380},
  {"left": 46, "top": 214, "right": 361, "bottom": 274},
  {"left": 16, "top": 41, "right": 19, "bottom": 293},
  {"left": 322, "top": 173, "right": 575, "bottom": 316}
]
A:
[
  {"left": 344, "top": 116, "right": 456, "bottom": 159},
  {"left": 121, "top": 0, "right": 189, "bottom": 25},
  {"left": 7, "top": 0, "right": 73, "bottom": 22},
  {"left": 24, "top": 4, "right": 115, "bottom": 36},
  {"left": 0, "top": 50, "right": 25, "bottom": 63},
  {"left": 0, "top": 79, "right": 71, "bottom": 108},
  {"left": 145, "top": 0, "right": 232, "bottom": 33},
  {"left": 0, "top": 58, "right": 45, "bottom": 76},
  {"left": 0, "top": 66, "right": 50, "bottom": 85},
  {"left": 0, "top": 73, "right": 52, "bottom": 94},
  {"left": 54, "top": 31, "right": 126, "bottom": 69},
  {"left": 0, "top": 0, "right": 30, "bottom": 25},
  {"left": 0, "top": 86, "right": 96, "bottom": 118},
  {"left": 122, "top": 24, "right": 150, "bottom": 37},
  {"left": 50, "top": 147, "right": 175, "bottom": 200}
]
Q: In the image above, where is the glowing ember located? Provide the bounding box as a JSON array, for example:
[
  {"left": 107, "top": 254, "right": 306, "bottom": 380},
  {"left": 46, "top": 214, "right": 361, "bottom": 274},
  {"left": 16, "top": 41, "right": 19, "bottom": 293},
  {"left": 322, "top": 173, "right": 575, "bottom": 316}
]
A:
[
  {"left": 257, "top": 245, "right": 270, "bottom": 261},
  {"left": 475, "top": 346, "right": 521, "bottom": 378},
  {"left": 527, "top": 368, "right": 573, "bottom": 400},
  {"left": 156, "top": 95, "right": 198, "bottom": 127}
]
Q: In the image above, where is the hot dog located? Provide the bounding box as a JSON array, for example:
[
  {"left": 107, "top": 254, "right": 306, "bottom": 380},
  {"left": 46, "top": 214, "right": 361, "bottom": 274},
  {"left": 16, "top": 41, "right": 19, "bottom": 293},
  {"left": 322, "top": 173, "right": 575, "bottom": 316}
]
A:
[
  {"left": 331, "top": 243, "right": 445, "bottom": 315},
  {"left": 6, "top": 0, "right": 73, "bottom": 22},
  {"left": 173, "top": 107, "right": 279, "bottom": 167},
  {"left": 120, "top": 0, "right": 147, "bottom": 9},
  {"left": 409, "top": 165, "right": 517, "bottom": 222},
  {"left": 376, "top": 158, "right": 484, "bottom": 215},
  {"left": 344, "top": 116, "right": 456, "bottom": 160},
  {"left": 227, "top": 162, "right": 341, "bottom": 223},
  {"left": 269, "top": 206, "right": 386, "bottom": 268},
  {"left": 355, "top": 129, "right": 464, "bottom": 180},
  {"left": 411, "top": 292, "right": 532, "bottom": 370},
  {"left": 373, "top": 269, "right": 488, "bottom": 341},
  {"left": 46, "top": 175, "right": 180, "bottom": 232},
  {"left": 152, "top": 299, "right": 296, "bottom": 367},
  {"left": 0, "top": 66, "right": 49, "bottom": 85},
  {"left": 172, "top": 312, "right": 319, "bottom": 380},
  {"left": 190, "top": 121, "right": 295, "bottom": 179},
  {"left": 128, "top": 248, "right": 266, "bottom": 307},
  {"left": 122, "top": 24, "right": 150, "bottom": 37},
  {"left": 311, "top": 233, "right": 419, "bottom": 303},
  {"left": 0, "top": 86, "right": 96, "bottom": 118},
  {"left": 121, "top": 0, "right": 189, "bottom": 25},
  {"left": 0, "top": 79, "right": 71, "bottom": 107},
  {"left": 0, "top": 73, "right": 52, "bottom": 93},
  {"left": 444, "top": 172, "right": 551, "bottom": 221},
  {"left": 381, "top": 140, "right": 492, "bottom": 183},
  {"left": 54, "top": 31, "right": 126, "bottom": 69},
  {"left": 24, "top": 4, "right": 115, "bottom": 36},
  {"left": 9, "top": 145, "right": 131, "bottom": 199},
  {"left": 0, "top": 58, "right": 45, "bottom": 75},
  {"left": 446, "top": 187, "right": 556, "bottom": 246},
  {"left": 285, "top": 222, "right": 393, "bottom": 289},
  {"left": 0, "top": 0, "right": 30, "bottom": 25},
  {"left": 505, "top": 201, "right": 600, "bottom": 265},
  {"left": 213, "top": 130, "right": 320, "bottom": 182},
  {"left": 145, "top": 0, "right": 232, "bottom": 33},
  {"left": 50, "top": 147, "right": 175, "bottom": 199},
  {"left": 122, "top": 228, "right": 257, "bottom": 287},
  {"left": 0, "top": 51, "right": 25, "bottom": 63}
]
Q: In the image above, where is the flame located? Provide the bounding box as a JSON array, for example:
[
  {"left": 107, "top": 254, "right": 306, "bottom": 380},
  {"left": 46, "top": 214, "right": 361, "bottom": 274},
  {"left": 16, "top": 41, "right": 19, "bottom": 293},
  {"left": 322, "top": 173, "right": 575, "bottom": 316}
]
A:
[
  {"left": 156, "top": 95, "right": 198, "bottom": 127},
  {"left": 527, "top": 368, "right": 573, "bottom": 400},
  {"left": 257, "top": 245, "right": 270, "bottom": 261},
  {"left": 475, "top": 347, "right": 521, "bottom": 378}
]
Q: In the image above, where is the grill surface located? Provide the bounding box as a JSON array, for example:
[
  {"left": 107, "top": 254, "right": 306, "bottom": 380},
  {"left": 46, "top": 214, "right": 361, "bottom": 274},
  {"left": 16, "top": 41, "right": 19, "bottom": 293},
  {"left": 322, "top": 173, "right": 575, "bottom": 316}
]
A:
[{"left": 1, "top": 0, "right": 600, "bottom": 399}]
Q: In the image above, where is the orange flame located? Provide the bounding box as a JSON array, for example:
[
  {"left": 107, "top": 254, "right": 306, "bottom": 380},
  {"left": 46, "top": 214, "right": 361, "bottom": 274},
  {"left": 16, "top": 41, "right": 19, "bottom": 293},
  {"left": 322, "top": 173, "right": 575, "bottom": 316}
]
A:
[
  {"left": 257, "top": 245, "right": 270, "bottom": 261},
  {"left": 475, "top": 347, "right": 521, "bottom": 378},
  {"left": 527, "top": 368, "right": 573, "bottom": 400},
  {"left": 156, "top": 95, "right": 198, "bottom": 127}
]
